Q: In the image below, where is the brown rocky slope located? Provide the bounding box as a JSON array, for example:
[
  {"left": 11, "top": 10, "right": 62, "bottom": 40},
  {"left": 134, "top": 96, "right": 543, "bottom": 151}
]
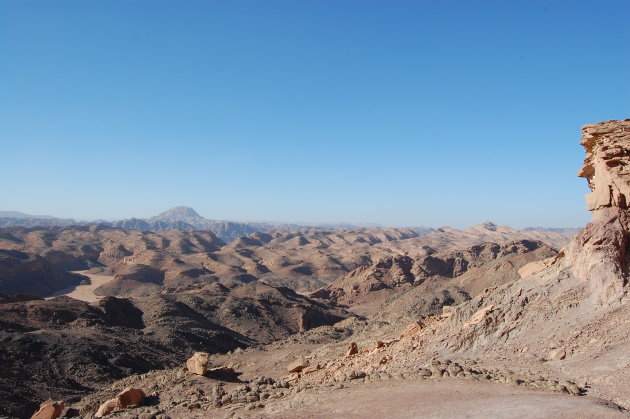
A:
[
  {"left": 310, "top": 239, "right": 557, "bottom": 309},
  {"left": 0, "top": 282, "right": 350, "bottom": 418},
  {"left": 0, "top": 223, "right": 574, "bottom": 298}
]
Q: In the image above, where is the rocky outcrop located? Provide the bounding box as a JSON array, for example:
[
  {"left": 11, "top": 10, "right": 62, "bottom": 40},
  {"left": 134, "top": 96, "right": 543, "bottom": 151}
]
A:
[
  {"left": 577, "top": 120, "right": 630, "bottom": 300},
  {"left": 577, "top": 120, "right": 630, "bottom": 211},
  {"left": 560, "top": 119, "right": 630, "bottom": 303}
]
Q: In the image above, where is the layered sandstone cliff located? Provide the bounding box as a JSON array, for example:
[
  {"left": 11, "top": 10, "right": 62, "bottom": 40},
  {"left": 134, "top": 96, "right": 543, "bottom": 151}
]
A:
[
  {"left": 563, "top": 119, "right": 630, "bottom": 303},
  {"left": 578, "top": 120, "right": 630, "bottom": 212}
]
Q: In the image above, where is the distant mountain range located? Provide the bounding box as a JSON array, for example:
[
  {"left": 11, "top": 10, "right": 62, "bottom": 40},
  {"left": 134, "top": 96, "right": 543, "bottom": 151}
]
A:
[
  {"left": 0, "top": 207, "right": 427, "bottom": 243},
  {"left": 0, "top": 207, "right": 280, "bottom": 242},
  {"left": 0, "top": 206, "right": 578, "bottom": 243}
]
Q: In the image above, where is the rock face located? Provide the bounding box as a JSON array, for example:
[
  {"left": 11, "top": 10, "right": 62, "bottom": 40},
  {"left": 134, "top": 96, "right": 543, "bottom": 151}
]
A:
[
  {"left": 578, "top": 120, "right": 630, "bottom": 211},
  {"left": 565, "top": 119, "right": 630, "bottom": 303},
  {"left": 518, "top": 121, "right": 630, "bottom": 300}
]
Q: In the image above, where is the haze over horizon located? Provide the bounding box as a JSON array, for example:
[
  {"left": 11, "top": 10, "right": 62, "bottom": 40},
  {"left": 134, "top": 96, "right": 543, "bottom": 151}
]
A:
[
  {"left": 2, "top": 0, "right": 629, "bottom": 227},
  {"left": 0, "top": 205, "right": 583, "bottom": 231}
]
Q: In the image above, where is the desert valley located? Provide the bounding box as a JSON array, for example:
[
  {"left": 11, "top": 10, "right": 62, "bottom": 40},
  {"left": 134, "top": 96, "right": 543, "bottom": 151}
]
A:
[{"left": 1, "top": 119, "right": 629, "bottom": 418}]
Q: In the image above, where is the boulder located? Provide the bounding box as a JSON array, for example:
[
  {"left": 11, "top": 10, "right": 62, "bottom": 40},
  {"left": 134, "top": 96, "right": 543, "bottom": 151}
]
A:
[
  {"left": 31, "top": 400, "right": 64, "bottom": 419},
  {"left": 117, "top": 387, "right": 145, "bottom": 408},
  {"left": 288, "top": 357, "right": 309, "bottom": 373},
  {"left": 94, "top": 398, "right": 118, "bottom": 418},
  {"left": 347, "top": 370, "right": 366, "bottom": 380},
  {"left": 346, "top": 342, "right": 358, "bottom": 356},
  {"left": 186, "top": 352, "right": 211, "bottom": 375},
  {"left": 549, "top": 349, "right": 566, "bottom": 361},
  {"left": 94, "top": 387, "right": 145, "bottom": 417}
]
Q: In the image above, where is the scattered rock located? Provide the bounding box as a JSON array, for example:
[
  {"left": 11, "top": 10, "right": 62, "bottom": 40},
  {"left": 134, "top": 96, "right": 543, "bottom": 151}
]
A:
[
  {"left": 94, "top": 387, "right": 145, "bottom": 417},
  {"left": 117, "top": 387, "right": 145, "bottom": 409},
  {"left": 347, "top": 371, "right": 366, "bottom": 380},
  {"left": 464, "top": 305, "right": 494, "bottom": 327},
  {"left": 346, "top": 342, "right": 359, "bottom": 356},
  {"left": 302, "top": 365, "right": 320, "bottom": 374},
  {"left": 95, "top": 399, "right": 118, "bottom": 418},
  {"left": 399, "top": 321, "right": 424, "bottom": 339},
  {"left": 31, "top": 400, "right": 64, "bottom": 419},
  {"left": 186, "top": 352, "right": 211, "bottom": 375},
  {"left": 549, "top": 349, "right": 567, "bottom": 360},
  {"left": 288, "top": 357, "right": 309, "bottom": 373}
]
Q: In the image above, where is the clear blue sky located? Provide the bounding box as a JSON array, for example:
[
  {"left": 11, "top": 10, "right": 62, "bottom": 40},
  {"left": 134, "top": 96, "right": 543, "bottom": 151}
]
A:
[{"left": 1, "top": 0, "right": 628, "bottom": 228}]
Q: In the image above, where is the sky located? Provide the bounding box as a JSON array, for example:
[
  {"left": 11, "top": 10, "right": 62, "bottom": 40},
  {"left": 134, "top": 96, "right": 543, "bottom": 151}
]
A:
[{"left": 1, "top": 0, "right": 628, "bottom": 228}]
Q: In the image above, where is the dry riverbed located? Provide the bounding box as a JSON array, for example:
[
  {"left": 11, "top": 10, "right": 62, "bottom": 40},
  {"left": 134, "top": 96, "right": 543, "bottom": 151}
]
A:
[{"left": 46, "top": 270, "right": 114, "bottom": 302}]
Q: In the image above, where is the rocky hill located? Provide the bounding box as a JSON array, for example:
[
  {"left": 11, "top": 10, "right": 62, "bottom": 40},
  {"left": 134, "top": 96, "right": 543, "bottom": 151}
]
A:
[
  {"left": 0, "top": 226, "right": 228, "bottom": 297},
  {"left": 0, "top": 207, "right": 578, "bottom": 246},
  {"left": 0, "top": 282, "right": 350, "bottom": 417},
  {"left": 210, "top": 225, "right": 573, "bottom": 293},
  {"left": 310, "top": 240, "right": 557, "bottom": 309},
  {"left": 0, "top": 249, "right": 88, "bottom": 297},
  {"left": 0, "top": 221, "right": 574, "bottom": 299}
]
